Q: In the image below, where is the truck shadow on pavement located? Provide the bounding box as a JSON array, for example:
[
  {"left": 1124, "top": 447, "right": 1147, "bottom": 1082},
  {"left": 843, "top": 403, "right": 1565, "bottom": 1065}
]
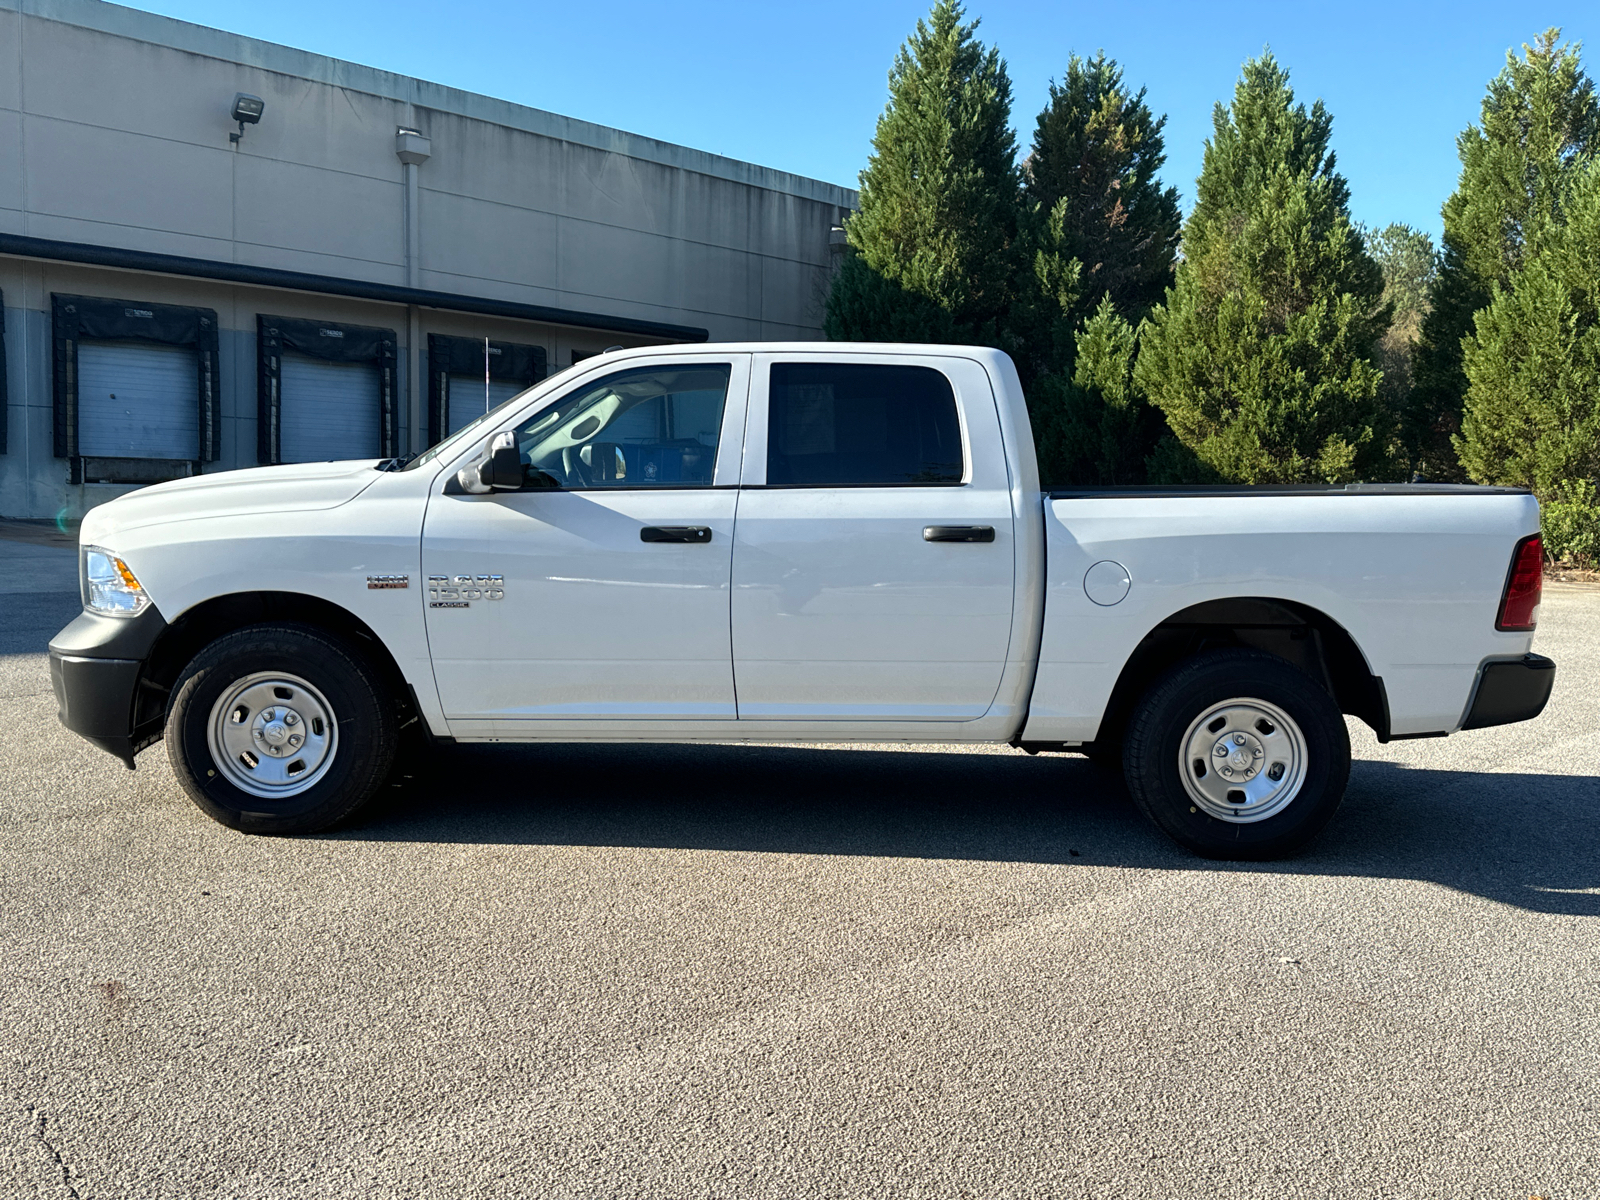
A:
[{"left": 351, "top": 741, "right": 1600, "bottom": 917}]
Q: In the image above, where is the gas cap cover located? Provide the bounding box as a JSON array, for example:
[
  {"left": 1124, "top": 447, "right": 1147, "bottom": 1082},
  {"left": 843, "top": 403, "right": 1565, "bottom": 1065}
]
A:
[{"left": 1083, "top": 560, "right": 1132, "bottom": 606}]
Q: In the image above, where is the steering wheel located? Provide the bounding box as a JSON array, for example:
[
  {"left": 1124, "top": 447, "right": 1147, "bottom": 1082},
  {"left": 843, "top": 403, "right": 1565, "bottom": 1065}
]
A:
[{"left": 561, "top": 446, "right": 592, "bottom": 488}]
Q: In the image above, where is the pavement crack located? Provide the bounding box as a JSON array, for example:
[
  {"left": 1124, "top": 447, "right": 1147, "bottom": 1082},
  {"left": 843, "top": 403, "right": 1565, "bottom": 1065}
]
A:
[{"left": 25, "top": 1105, "right": 83, "bottom": 1200}]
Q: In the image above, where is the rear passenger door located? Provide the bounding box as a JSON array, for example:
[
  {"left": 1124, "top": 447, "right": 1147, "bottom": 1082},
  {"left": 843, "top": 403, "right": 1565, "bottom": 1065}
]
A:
[{"left": 730, "top": 353, "right": 1016, "bottom": 722}]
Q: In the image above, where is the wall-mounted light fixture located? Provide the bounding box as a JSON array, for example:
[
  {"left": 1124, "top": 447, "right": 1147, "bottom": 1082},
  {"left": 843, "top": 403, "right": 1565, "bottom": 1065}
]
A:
[
  {"left": 229, "top": 93, "right": 264, "bottom": 145},
  {"left": 395, "top": 127, "right": 432, "bottom": 166}
]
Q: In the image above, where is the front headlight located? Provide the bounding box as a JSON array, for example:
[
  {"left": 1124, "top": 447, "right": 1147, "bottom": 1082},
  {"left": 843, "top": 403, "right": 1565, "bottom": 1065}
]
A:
[{"left": 81, "top": 546, "right": 150, "bottom": 616}]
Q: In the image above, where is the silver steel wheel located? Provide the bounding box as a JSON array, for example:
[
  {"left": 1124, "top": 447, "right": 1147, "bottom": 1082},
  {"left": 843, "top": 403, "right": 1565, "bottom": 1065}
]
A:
[
  {"left": 1178, "top": 696, "right": 1308, "bottom": 824},
  {"left": 207, "top": 672, "right": 338, "bottom": 800}
]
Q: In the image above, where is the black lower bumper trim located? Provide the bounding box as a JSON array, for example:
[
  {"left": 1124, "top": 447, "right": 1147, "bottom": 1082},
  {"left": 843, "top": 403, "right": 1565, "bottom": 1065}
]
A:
[
  {"left": 50, "top": 653, "right": 142, "bottom": 769},
  {"left": 49, "top": 605, "right": 169, "bottom": 769},
  {"left": 1462, "top": 654, "right": 1556, "bottom": 730},
  {"left": 50, "top": 604, "right": 168, "bottom": 660}
]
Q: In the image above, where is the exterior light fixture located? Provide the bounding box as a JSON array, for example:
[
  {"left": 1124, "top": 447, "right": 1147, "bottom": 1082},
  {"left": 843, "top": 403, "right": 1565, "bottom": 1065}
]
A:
[
  {"left": 395, "top": 127, "right": 432, "bottom": 165},
  {"left": 229, "top": 93, "right": 264, "bottom": 145}
]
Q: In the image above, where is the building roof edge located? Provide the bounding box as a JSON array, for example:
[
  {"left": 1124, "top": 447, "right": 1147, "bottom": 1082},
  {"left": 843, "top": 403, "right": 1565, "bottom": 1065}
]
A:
[{"left": 10, "top": 0, "right": 861, "bottom": 209}]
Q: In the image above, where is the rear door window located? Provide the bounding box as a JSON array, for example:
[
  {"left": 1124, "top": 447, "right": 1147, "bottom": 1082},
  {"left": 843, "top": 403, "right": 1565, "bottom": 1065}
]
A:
[{"left": 766, "top": 363, "right": 963, "bottom": 486}]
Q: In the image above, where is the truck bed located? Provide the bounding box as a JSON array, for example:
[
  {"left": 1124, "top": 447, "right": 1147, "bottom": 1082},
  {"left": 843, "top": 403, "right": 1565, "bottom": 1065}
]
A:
[{"left": 1021, "top": 486, "right": 1542, "bottom": 744}]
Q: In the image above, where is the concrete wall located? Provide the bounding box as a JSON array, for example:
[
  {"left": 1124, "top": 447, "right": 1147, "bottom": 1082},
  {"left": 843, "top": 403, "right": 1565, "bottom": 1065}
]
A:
[{"left": 0, "top": 0, "right": 857, "bottom": 518}]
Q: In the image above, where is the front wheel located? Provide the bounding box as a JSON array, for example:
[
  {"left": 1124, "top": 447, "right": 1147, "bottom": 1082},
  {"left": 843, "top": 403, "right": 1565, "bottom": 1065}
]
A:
[
  {"left": 1123, "top": 649, "right": 1350, "bottom": 860},
  {"left": 165, "top": 624, "right": 398, "bottom": 834}
]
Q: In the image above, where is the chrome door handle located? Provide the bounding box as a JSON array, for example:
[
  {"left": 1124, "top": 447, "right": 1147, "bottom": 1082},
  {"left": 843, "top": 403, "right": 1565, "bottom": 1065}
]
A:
[
  {"left": 640, "top": 526, "right": 712, "bottom": 544},
  {"left": 923, "top": 525, "right": 995, "bottom": 543}
]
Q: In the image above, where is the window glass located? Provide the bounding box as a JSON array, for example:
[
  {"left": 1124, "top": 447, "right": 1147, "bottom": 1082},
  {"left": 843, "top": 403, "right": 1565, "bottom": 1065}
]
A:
[
  {"left": 766, "top": 363, "right": 963, "bottom": 486},
  {"left": 513, "top": 364, "right": 730, "bottom": 488},
  {"left": 448, "top": 376, "right": 525, "bottom": 436}
]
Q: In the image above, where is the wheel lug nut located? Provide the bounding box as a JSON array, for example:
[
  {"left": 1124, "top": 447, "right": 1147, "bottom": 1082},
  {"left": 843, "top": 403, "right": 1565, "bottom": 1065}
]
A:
[
  {"left": 1233, "top": 733, "right": 1246, "bottom": 745},
  {"left": 1222, "top": 767, "right": 1233, "bottom": 777},
  {"left": 285, "top": 712, "right": 298, "bottom": 726},
  {"left": 1213, "top": 745, "right": 1227, "bottom": 757}
]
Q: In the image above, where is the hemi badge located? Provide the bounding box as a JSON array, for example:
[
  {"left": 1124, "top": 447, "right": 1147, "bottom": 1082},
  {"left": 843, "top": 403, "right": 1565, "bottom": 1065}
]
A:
[{"left": 367, "top": 574, "right": 409, "bottom": 589}]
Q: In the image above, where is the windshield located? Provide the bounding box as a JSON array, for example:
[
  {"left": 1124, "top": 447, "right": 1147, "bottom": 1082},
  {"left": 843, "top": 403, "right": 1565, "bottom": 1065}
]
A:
[{"left": 399, "top": 361, "right": 578, "bottom": 472}]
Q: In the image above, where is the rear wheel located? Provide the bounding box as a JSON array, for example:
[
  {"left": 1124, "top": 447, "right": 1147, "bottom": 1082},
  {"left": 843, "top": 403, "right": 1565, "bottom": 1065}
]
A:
[
  {"left": 165, "top": 624, "right": 398, "bottom": 834},
  {"left": 1123, "top": 649, "right": 1349, "bottom": 860}
]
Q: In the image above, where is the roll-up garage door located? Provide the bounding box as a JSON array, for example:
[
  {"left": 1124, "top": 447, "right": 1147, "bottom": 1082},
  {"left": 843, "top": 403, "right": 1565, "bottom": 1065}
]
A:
[
  {"left": 279, "top": 351, "right": 382, "bottom": 463},
  {"left": 447, "top": 376, "right": 524, "bottom": 436},
  {"left": 76, "top": 339, "right": 199, "bottom": 460}
]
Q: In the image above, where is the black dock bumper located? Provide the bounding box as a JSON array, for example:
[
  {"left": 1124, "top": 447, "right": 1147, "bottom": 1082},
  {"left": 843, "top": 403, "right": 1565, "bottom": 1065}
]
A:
[
  {"left": 1462, "top": 654, "right": 1556, "bottom": 730},
  {"left": 48, "top": 606, "right": 168, "bottom": 769}
]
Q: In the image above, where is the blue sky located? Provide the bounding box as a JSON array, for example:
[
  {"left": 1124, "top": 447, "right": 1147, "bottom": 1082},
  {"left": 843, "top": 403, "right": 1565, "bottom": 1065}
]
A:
[{"left": 128, "top": 0, "right": 1596, "bottom": 242}]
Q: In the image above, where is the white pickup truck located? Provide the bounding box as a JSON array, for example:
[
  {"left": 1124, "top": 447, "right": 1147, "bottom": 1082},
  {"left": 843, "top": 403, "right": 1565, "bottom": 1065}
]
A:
[{"left": 50, "top": 343, "right": 1555, "bottom": 859}]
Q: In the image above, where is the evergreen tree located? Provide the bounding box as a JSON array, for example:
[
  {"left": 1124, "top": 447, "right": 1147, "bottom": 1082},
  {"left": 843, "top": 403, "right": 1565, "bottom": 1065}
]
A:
[
  {"left": 1134, "top": 54, "right": 1391, "bottom": 483},
  {"left": 1410, "top": 30, "right": 1600, "bottom": 479},
  {"left": 1458, "top": 158, "right": 1600, "bottom": 499},
  {"left": 1025, "top": 52, "right": 1181, "bottom": 338},
  {"left": 825, "top": 1, "right": 1021, "bottom": 347},
  {"left": 1364, "top": 223, "right": 1438, "bottom": 456},
  {"left": 1016, "top": 52, "right": 1178, "bottom": 484},
  {"left": 1031, "top": 296, "right": 1152, "bottom": 485}
]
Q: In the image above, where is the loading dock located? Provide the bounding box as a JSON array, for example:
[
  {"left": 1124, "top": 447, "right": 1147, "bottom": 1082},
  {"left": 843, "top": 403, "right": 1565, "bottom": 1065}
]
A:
[
  {"left": 428, "top": 334, "right": 547, "bottom": 444},
  {"left": 257, "top": 316, "right": 398, "bottom": 465},
  {"left": 50, "top": 294, "right": 220, "bottom": 485}
]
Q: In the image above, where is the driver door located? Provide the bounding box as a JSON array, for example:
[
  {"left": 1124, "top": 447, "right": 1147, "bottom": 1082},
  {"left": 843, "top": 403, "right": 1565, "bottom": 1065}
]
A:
[{"left": 422, "top": 355, "right": 750, "bottom": 734}]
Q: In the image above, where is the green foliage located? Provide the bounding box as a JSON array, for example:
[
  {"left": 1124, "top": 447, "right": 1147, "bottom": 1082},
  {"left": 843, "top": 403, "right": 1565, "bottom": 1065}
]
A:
[
  {"left": 1541, "top": 481, "right": 1600, "bottom": 565},
  {"left": 1365, "top": 223, "right": 1438, "bottom": 339},
  {"left": 1017, "top": 51, "right": 1178, "bottom": 483},
  {"left": 1411, "top": 30, "right": 1600, "bottom": 479},
  {"left": 1007, "top": 197, "right": 1082, "bottom": 385},
  {"left": 1459, "top": 159, "right": 1600, "bottom": 504},
  {"left": 825, "top": 1, "right": 1022, "bottom": 347},
  {"left": 1023, "top": 52, "right": 1181, "bottom": 347},
  {"left": 1364, "top": 223, "right": 1438, "bottom": 449},
  {"left": 1134, "top": 54, "right": 1391, "bottom": 483},
  {"left": 1032, "top": 296, "right": 1156, "bottom": 485}
]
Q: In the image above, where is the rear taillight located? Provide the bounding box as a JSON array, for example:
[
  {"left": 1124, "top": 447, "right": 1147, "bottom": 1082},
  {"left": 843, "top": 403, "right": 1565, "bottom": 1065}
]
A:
[{"left": 1496, "top": 533, "right": 1543, "bottom": 631}]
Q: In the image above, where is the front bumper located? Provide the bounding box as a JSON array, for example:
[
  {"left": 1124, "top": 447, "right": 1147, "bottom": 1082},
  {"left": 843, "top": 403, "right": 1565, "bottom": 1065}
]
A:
[
  {"left": 48, "top": 605, "right": 168, "bottom": 769},
  {"left": 1462, "top": 653, "right": 1556, "bottom": 730}
]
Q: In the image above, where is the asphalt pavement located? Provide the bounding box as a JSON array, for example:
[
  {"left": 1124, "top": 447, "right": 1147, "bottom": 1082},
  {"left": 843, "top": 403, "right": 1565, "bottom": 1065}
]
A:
[{"left": 2, "top": 532, "right": 1597, "bottom": 1199}]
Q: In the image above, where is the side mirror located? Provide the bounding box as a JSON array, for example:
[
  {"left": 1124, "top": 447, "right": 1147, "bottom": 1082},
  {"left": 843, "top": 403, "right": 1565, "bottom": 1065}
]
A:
[
  {"left": 463, "top": 431, "right": 522, "bottom": 492},
  {"left": 451, "top": 431, "right": 558, "bottom": 494}
]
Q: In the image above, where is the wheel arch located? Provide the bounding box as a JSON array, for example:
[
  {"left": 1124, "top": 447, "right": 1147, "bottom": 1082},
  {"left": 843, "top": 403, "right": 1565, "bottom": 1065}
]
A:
[
  {"left": 1088, "top": 596, "right": 1387, "bottom": 752},
  {"left": 134, "top": 591, "right": 414, "bottom": 742}
]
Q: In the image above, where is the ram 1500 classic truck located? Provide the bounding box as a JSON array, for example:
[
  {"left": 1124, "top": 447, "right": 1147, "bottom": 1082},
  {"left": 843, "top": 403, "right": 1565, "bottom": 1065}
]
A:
[{"left": 49, "top": 343, "right": 1556, "bottom": 859}]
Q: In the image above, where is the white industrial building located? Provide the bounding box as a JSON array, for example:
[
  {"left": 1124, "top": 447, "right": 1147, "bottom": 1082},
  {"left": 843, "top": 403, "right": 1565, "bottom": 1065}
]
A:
[{"left": 0, "top": 0, "right": 856, "bottom": 519}]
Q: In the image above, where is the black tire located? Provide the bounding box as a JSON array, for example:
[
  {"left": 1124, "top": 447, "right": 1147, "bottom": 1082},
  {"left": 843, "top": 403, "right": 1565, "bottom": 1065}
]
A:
[
  {"left": 165, "top": 623, "right": 398, "bottom": 834},
  {"left": 1122, "top": 649, "right": 1350, "bottom": 860}
]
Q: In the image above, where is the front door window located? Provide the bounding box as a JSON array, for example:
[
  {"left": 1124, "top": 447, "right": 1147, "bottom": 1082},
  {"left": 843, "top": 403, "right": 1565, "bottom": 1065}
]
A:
[{"left": 514, "top": 364, "right": 731, "bottom": 488}]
